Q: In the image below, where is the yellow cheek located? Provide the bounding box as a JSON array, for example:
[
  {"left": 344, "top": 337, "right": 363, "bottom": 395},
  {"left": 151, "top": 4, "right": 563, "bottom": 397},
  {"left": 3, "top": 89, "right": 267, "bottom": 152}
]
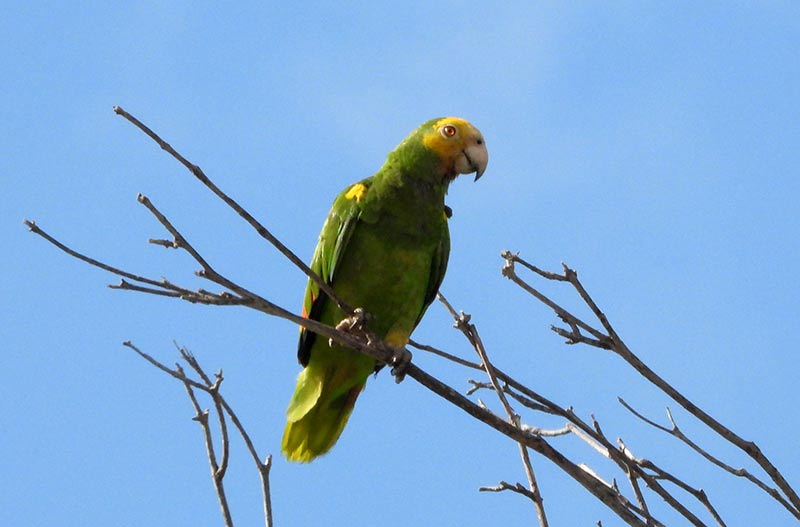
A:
[
  {"left": 422, "top": 117, "right": 472, "bottom": 158},
  {"left": 423, "top": 134, "right": 444, "bottom": 155}
]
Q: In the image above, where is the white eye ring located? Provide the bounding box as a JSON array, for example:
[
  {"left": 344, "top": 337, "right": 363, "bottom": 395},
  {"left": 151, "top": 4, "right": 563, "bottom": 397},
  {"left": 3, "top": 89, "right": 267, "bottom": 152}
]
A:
[{"left": 440, "top": 124, "right": 458, "bottom": 139}]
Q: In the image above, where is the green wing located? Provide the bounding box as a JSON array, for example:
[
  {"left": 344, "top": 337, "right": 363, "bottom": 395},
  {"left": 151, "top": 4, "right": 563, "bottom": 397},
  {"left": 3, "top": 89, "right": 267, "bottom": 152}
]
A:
[
  {"left": 297, "top": 181, "right": 368, "bottom": 366},
  {"left": 414, "top": 207, "right": 450, "bottom": 328}
]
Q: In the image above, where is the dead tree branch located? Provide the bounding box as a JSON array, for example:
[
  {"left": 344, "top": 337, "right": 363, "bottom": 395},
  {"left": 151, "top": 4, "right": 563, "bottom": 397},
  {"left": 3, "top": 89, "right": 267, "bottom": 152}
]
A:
[
  {"left": 501, "top": 250, "right": 799, "bottom": 520},
  {"left": 112, "top": 105, "right": 352, "bottom": 316},
  {"left": 122, "top": 341, "right": 272, "bottom": 527},
  {"left": 437, "top": 292, "right": 549, "bottom": 527},
  {"left": 619, "top": 398, "right": 795, "bottom": 513},
  {"left": 28, "top": 214, "right": 654, "bottom": 525},
  {"left": 436, "top": 294, "right": 730, "bottom": 527}
]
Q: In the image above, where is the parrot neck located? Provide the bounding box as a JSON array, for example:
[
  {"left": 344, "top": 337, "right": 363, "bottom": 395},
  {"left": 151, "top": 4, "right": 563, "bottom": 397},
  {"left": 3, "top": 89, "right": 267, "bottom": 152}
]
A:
[
  {"left": 386, "top": 142, "right": 455, "bottom": 188},
  {"left": 374, "top": 164, "right": 447, "bottom": 206},
  {"left": 369, "top": 155, "right": 448, "bottom": 238}
]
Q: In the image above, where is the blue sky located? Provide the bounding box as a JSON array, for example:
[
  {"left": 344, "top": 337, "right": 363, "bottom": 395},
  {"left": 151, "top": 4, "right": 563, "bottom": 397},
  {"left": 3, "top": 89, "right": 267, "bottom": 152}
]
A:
[{"left": 4, "top": 2, "right": 799, "bottom": 525}]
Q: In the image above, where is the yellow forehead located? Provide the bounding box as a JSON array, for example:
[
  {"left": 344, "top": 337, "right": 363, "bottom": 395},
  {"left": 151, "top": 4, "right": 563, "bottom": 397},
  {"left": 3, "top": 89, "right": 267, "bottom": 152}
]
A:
[
  {"left": 422, "top": 117, "right": 476, "bottom": 157},
  {"left": 432, "top": 117, "right": 471, "bottom": 130}
]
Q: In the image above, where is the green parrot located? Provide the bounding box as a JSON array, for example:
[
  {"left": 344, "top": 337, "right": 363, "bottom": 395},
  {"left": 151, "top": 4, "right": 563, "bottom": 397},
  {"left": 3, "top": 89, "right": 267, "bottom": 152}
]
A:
[{"left": 281, "top": 117, "right": 488, "bottom": 462}]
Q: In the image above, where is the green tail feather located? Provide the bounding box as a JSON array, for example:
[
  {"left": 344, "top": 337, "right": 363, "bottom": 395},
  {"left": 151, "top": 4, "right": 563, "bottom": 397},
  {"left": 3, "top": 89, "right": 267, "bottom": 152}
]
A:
[{"left": 282, "top": 367, "right": 366, "bottom": 463}]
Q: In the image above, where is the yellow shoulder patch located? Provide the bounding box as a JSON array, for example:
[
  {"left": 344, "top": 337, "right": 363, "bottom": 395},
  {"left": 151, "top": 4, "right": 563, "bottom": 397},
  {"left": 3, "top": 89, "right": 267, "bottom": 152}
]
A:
[{"left": 345, "top": 183, "right": 367, "bottom": 202}]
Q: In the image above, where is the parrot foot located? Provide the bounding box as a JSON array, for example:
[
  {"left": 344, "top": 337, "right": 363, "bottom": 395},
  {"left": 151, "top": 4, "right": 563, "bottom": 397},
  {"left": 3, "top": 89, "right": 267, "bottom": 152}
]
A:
[
  {"left": 331, "top": 308, "right": 372, "bottom": 346},
  {"left": 332, "top": 309, "right": 410, "bottom": 382},
  {"left": 389, "top": 347, "right": 412, "bottom": 383}
]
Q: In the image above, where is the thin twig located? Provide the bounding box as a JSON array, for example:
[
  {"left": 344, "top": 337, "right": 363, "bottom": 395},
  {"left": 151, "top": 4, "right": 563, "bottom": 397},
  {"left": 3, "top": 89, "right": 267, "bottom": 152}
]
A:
[
  {"left": 180, "top": 346, "right": 231, "bottom": 479},
  {"left": 619, "top": 438, "right": 726, "bottom": 527},
  {"left": 438, "top": 292, "right": 549, "bottom": 527},
  {"left": 620, "top": 398, "right": 794, "bottom": 513},
  {"left": 467, "top": 380, "right": 552, "bottom": 414},
  {"left": 480, "top": 481, "right": 538, "bottom": 500},
  {"left": 500, "top": 250, "right": 607, "bottom": 342},
  {"left": 590, "top": 418, "right": 709, "bottom": 527},
  {"left": 24, "top": 219, "right": 185, "bottom": 295},
  {"left": 408, "top": 338, "right": 483, "bottom": 370}
]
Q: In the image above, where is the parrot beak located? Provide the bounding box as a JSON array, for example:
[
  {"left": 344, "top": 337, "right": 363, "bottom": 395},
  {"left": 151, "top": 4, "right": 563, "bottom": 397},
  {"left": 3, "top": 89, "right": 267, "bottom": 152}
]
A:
[
  {"left": 463, "top": 137, "right": 488, "bottom": 181},
  {"left": 449, "top": 125, "right": 488, "bottom": 182}
]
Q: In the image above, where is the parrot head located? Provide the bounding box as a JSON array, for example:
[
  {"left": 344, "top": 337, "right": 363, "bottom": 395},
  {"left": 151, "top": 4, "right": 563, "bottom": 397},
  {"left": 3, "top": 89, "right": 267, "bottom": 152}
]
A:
[
  {"left": 421, "top": 117, "right": 488, "bottom": 182},
  {"left": 396, "top": 117, "right": 488, "bottom": 183}
]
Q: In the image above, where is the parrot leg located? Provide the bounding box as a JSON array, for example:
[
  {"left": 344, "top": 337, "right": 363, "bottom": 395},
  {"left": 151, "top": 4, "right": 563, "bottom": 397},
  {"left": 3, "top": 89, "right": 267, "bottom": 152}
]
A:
[{"left": 389, "top": 347, "right": 412, "bottom": 383}]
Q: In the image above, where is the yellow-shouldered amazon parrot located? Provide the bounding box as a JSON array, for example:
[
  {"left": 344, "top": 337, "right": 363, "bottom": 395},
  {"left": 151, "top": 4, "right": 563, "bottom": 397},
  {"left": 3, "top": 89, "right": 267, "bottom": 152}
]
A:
[{"left": 282, "top": 117, "right": 488, "bottom": 462}]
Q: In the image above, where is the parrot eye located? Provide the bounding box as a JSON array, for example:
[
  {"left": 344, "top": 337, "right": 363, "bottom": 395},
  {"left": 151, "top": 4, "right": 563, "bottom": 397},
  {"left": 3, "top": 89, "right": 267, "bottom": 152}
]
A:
[{"left": 440, "top": 124, "right": 458, "bottom": 138}]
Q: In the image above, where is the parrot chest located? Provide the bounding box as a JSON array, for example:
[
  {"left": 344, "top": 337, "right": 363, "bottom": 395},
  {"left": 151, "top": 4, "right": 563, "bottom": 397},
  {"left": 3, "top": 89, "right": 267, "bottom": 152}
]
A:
[{"left": 329, "top": 216, "right": 442, "bottom": 337}]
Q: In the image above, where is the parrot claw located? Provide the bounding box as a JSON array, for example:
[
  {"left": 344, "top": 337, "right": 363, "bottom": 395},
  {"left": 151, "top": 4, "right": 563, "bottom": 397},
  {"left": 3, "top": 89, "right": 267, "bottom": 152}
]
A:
[
  {"left": 389, "top": 347, "right": 412, "bottom": 383},
  {"left": 331, "top": 308, "right": 371, "bottom": 346},
  {"left": 333, "top": 309, "right": 410, "bottom": 382},
  {"left": 335, "top": 307, "right": 369, "bottom": 332}
]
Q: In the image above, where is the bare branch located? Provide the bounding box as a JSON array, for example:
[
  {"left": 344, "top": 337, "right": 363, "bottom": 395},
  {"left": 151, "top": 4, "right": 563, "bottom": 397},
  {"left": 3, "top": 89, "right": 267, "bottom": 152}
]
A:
[
  {"left": 25, "top": 214, "right": 691, "bottom": 526},
  {"left": 111, "top": 279, "right": 184, "bottom": 298},
  {"left": 519, "top": 424, "right": 572, "bottom": 438},
  {"left": 502, "top": 250, "right": 800, "bottom": 519},
  {"left": 25, "top": 219, "right": 185, "bottom": 296},
  {"left": 113, "top": 105, "right": 351, "bottom": 316},
  {"left": 448, "top": 320, "right": 728, "bottom": 527},
  {"left": 480, "top": 481, "right": 538, "bottom": 501},
  {"left": 31, "top": 212, "right": 647, "bottom": 523},
  {"left": 500, "top": 250, "right": 607, "bottom": 343},
  {"left": 620, "top": 398, "right": 795, "bottom": 513},
  {"left": 27, "top": 217, "right": 396, "bottom": 368},
  {"left": 124, "top": 342, "right": 234, "bottom": 526},
  {"left": 408, "top": 338, "right": 483, "bottom": 370},
  {"left": 619, "top": 438, "right": 726, "bottom": 527},
  {"left": 123, "top": 341, "right": 273, "bottom": 527},
  {"left": 403, "top": 365, "right": 651, "bottom": 526},
  {"left": 179, "top": 347, "right": 231, "bottom": 479},
  {"left": 438, "top": 292, "right": 549, "bottom": 527}
]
